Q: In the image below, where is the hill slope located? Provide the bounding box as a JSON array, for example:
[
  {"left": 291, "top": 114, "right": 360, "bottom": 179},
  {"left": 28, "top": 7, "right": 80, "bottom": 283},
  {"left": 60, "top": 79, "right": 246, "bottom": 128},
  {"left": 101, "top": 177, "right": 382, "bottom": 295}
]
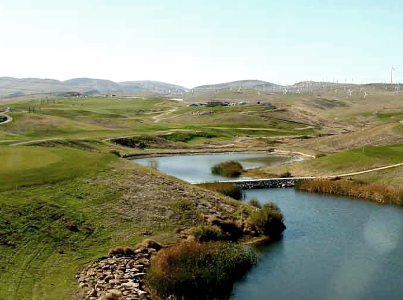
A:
[
  {"left": 193, "top": 80, "right": 283, "bottom": 92},
  {"left": 119, "top": 80, "right": 188, "bottom": 94},
  {"left": 63, "top": 78, "right": 122, "bottom": 93}
]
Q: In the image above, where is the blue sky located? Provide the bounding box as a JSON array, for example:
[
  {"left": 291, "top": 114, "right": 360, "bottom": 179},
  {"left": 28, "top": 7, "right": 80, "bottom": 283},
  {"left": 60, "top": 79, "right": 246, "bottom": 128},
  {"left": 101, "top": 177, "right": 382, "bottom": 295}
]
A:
[{"left": 0, "top": 0, "right": 402, "bottom": 87}]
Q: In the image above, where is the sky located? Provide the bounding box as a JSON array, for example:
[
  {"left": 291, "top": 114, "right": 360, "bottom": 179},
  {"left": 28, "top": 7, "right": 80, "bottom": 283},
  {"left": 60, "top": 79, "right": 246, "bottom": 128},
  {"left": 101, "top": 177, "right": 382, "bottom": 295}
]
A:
[{"left": 0, "top": 0, "right": 402, "bottom": 87}]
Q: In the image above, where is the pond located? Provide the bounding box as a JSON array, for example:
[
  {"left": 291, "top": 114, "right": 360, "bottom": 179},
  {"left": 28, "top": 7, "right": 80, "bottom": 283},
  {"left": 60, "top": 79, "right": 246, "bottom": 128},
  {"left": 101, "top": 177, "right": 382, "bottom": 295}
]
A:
[
  {"left": 233, "top": 188, "right": 403, "bottom": 300},
  {"left": 134, "top": 153, "right": 403, "bottom": 300},
  {"left": 134, "top": 152, "right": 299, "bottom": 183}
]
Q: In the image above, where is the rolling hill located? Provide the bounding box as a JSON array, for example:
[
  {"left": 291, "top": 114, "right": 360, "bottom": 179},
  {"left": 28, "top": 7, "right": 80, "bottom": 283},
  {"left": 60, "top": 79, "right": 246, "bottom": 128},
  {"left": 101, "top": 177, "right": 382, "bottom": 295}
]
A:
[
  {"left": 118, "top": 80, "right": 188, "bottom": 94},
  {"left": 193, "top": 80, "right": 283, "bottom": 92},
  {"left": 63, "top": 78, "right": 122, "bottom": 93},
  {"left": 0, "top": 77, "right": 189, "bottom": 98}
]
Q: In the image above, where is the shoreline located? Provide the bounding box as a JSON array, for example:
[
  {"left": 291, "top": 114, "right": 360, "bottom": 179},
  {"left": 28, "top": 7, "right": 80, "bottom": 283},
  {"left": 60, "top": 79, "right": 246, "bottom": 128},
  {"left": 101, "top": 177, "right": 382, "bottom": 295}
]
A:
[{"left": 124, "top": 147, "right": 314, "bottom": 160}]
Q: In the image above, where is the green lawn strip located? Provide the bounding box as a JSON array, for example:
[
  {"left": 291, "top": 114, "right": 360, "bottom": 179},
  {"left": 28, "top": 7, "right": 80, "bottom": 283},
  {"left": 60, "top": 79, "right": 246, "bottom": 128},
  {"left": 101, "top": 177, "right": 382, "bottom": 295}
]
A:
[
  {"left": 311, "top": 144, "right": 403, "bottom": 173},
  {"left": 0, "top": 146, "right": 116, "bottom": 191},
  {"left": 252, "top": 144, "right": 403, "bottom": 178}
]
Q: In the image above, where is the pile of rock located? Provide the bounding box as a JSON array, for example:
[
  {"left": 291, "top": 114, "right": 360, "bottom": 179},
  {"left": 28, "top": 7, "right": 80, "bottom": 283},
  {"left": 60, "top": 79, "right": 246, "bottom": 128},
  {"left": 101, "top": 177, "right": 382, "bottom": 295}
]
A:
[{"left": 77, "top": 240, "right": 161, "bottom": 300}]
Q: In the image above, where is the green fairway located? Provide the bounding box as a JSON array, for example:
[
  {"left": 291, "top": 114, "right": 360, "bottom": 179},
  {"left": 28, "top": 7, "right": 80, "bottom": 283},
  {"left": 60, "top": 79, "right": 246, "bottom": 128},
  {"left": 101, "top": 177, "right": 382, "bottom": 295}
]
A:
[{"left": 0, "top": 146, "right": 116, "bottom": 191}]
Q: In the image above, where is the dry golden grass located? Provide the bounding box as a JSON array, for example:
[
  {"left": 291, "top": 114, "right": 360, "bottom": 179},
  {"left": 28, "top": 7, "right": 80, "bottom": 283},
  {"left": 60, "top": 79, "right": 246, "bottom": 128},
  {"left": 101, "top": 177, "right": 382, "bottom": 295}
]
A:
[{"left": 296, "top": 179, "right": 403, "bottom": 205}]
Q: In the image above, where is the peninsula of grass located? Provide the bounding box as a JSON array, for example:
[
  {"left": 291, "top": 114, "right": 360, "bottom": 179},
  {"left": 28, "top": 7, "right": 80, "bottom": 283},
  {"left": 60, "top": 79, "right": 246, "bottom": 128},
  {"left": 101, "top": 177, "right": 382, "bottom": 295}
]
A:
[
  {"left": 296, "top": 179, "right": 403, "bottom": 206},
  {"left": 211, "top": 160, "right": 244, "bottom": 177}
]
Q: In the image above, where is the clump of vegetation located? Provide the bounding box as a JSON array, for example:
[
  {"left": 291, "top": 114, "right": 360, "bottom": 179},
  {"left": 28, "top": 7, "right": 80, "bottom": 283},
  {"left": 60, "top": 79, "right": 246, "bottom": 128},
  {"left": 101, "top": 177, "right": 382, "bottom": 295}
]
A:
[
  {"left": 161, "top": 131, "right": 216, "bottom": 143},
  {"left": 280, "top": 171, "right": 292, "bottom": 178},
  {"left": 315, "top": 153, "right": 326, "bottom": 158},
  {"left": 198, "top": 182, "right": 244, "bottom": 200},
  {"left": 248, "top": 198, "right": 262, "bottom": 209},
  {"left": 146, "top": 241, "right": 257, "bottom": 300},
  {"left": 296, "top": 179, "right": 403, "bottom": 206},
  {"left": 109, "top": 150, "right": 121, "bottom": 157},
  {"left": 211, "top": 161, "right": 244, "bottom": 177},
  {"left": 192, "top": 225, "right": 222, "bottom": 242},
  {"left": 108, "top": 246, "right": 136, "bottom": 257},
  {"left": 111, "top": 136, "right": 162, "bottom": 149},
  {"left": 248, "top": 202, "right": 286, "bottom": 237}
]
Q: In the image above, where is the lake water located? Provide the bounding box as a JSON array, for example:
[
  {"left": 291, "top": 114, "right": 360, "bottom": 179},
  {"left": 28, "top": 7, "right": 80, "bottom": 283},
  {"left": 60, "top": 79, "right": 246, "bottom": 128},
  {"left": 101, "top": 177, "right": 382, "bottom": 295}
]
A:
[
  {"left": 233, "top": 189, "right": 403, "bottom": 300},
  {"left": 134, "top": 153, "right": 403, "bottom": 300},
  {"left": 134, "top": 153, "right": 298, "bottom": 183}
]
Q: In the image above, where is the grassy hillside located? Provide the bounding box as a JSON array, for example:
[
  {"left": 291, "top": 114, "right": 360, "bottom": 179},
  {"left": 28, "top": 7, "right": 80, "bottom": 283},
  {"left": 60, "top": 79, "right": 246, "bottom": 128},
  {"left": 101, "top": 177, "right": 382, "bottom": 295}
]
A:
[
  {"left": 0, "top": 147, "right": 249, "bottom": 299},
  {"left": 0, "top": 97, "right": 320, "bottom": 150},
  {"left": 247, "top": 144, "right": 403, "bottom": 180},
  {"left": 0, "top": 146, "right": 115, "bottom": 191}
]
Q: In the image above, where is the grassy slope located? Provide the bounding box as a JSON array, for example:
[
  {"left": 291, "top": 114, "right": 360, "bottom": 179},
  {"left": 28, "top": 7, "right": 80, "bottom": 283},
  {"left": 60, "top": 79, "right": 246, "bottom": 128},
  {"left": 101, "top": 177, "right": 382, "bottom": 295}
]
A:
[
  {"left": 0, "top": 97, "right": 318, "bottom": 150},
  {"left": 0, "top": 146, "right": 247, "bottom": 299},
  {"left": 0, "top": 147, "right": 115, "bottom": 191},
  {"left": 247, "top": 144, "right": 403, "bottom": 179}
]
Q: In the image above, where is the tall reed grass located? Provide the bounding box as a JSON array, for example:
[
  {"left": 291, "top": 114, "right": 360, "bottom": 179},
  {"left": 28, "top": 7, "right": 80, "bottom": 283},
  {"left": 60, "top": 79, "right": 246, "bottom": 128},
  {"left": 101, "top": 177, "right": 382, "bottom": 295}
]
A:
[
  {"left": 198, "top": 182, "right": 244, "bottom": 200},
  {"left": 146, "top": 241, "right": 257, "bottom": 300},
  {"left": 296, "top": 179, "right": 403, "bottom": 205}
]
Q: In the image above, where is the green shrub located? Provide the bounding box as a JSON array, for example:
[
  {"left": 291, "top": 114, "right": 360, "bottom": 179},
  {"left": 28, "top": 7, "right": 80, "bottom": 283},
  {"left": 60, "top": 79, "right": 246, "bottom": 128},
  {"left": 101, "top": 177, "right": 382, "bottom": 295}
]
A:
[
  {"left": 109, "top": 150, "right": 121, "bottom": 157},
  {"left": 211, "top": 161, "right": 244, "bottom": 178},
  {"left": 198, "top": 182, "right": 244, "bottom": 200},
  {"left": 192, "top": 225, "right": 222, "bottom": 242},
  {"left": 248, "top": 202, "right": 285, "bottom": 237},
  {"left": 248, "top": 198, "right": 262, "bottom": 209},
  {"left": 280, "top": 171, "right": 292, "bottom": 178},
  {"left": 161, "top": 132, "right": 216, "bottom": 143},
  {"left": 146, "top": 241, "right": 257, "bottom": 300}
]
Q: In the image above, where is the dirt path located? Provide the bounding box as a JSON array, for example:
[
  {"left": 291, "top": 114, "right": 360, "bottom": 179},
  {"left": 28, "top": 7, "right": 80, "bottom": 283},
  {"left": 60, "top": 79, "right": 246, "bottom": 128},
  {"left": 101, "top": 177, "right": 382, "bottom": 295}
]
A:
[
  {"left": 0, "top": 107, "right": 12, "bottom": 125},
  {"left": 335, "top": 162, "right": 403, "bottom": 178},
  {"left": 152, "top": 108, "right": 180, "bottom": 123},
  {"left": 11, "top": 138, "right": 64, "bottom": 146}
]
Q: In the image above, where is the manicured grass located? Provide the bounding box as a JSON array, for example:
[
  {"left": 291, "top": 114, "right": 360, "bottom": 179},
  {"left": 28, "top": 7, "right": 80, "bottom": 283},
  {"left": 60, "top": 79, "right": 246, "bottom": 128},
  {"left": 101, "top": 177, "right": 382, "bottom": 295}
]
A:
[
  {"left": 308, "top": 144, "right": 403, "bottom": 173},
  {"left": 249, "top": 144, "right": 403, "bottom": 178},
  {"left": 0, "top": 146, "right": 116, "bottom": 191}
]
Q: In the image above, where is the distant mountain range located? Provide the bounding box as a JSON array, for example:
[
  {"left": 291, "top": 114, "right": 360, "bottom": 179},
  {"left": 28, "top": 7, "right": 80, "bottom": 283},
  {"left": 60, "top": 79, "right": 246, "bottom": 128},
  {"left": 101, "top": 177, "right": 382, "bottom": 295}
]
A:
[
  {"left": 0, "top": 77, "right": 356, "bottom": 98},
  {"left": 0, "top": 77, "right": 190, "bottom": 97}
]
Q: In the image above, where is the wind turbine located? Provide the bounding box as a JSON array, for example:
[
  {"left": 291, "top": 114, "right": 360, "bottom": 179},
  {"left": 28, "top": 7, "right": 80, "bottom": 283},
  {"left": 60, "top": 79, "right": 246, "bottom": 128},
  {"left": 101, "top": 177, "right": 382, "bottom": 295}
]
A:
[{"left": 391, "top": 67, "right": 395, "bottom": 84}]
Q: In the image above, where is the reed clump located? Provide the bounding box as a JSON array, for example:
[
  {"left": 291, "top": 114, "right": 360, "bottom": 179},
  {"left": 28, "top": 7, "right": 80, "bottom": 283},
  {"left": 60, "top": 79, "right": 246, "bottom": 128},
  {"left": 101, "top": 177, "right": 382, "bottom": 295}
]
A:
[
  {"left": 198, "top": 182, "right": 244, "bottom": 200},
  {"left": 146, "top": 241, "right": 257, "bottom": 300},
  {"left": 296, "top": 179, "right": 403, "bottom": 205},
  {"left": 211, "top": 161, "right": 244, "bottom": 178}
]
